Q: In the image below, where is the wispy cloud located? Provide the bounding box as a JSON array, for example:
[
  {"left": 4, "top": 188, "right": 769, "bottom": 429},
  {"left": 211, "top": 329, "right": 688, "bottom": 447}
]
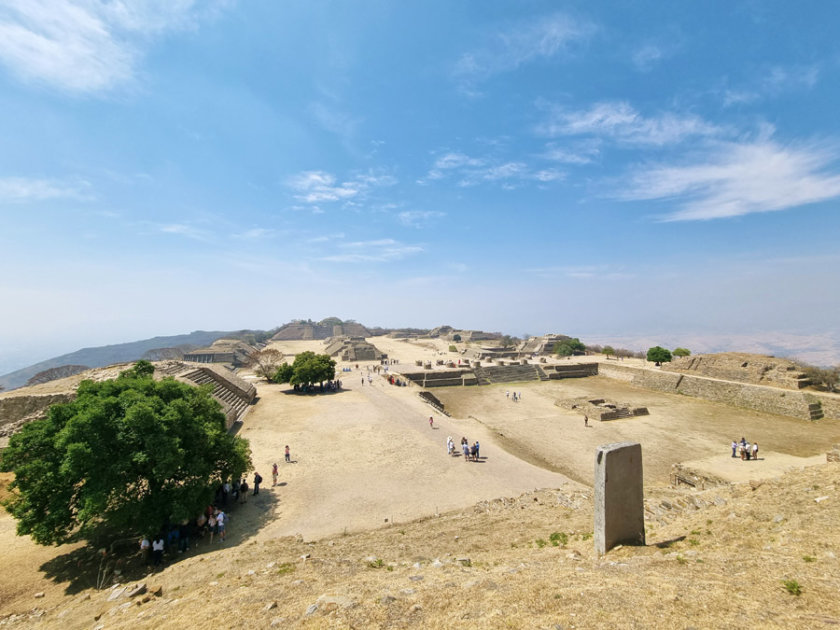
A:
[
  {"left": 0, "top": 176, "right": 92, "bottom": 202},
  {"left": 0, "top": 0, "right": 223, "bottom": 94},
  {"left": 286, "top": 170, "right": 397, "bottom": 205},
  {"left": 398, "top": 210, "right": 445, "bottom": 228},
  {"left": 423, "top": 151, "right": 562, "bottom": 187},
  {"left": 631, "top": 44, "right": 664, "bottom": 72},
  {"left": 527, "top": 264, "right": 634, "bottom": 280},
  {"left": 537, "top": 101, "right": 721, "bottom": 146},
  {"left": 619, "top": 138, "right": 840, "bottom": 221},
  {"left": 454, "top": 12, "right": 594, "bottom": 89},
  {"left": 320, "top": 238, "right": 423, "bottom": 263},
  {"left": 233, "top": 227, "right": 277, "bottom": 240},
  {"left": 157, "top": 223, "right": 212, "bottom": 241},
  {"left": 541, "top": 142, "right": 599, "bottom": 165},
  {"left": 722, "top": 64, "right": 820, "bottom": 107}
]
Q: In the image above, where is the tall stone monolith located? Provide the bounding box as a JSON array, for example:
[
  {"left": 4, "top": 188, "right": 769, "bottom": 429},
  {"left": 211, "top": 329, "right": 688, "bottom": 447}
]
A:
[{"left": 594, "top": 442, "right": 645, "bottom": 555}]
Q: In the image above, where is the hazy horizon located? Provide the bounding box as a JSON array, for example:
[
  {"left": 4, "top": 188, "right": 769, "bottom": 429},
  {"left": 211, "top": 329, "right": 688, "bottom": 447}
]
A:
[{"left": 2, "top": 2, "right": 839, "bottom": 374}]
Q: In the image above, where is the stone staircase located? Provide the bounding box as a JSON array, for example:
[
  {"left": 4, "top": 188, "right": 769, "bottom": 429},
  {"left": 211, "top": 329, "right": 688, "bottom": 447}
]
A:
[
  {"left": 178, "top": 366, "right": 256, "bottom": 427},
  {"left": 809, "top": 401, "right": 825, "bottom": 420},
  {"left": 473, "top": 364, "right": 548, "bottom": 385}
]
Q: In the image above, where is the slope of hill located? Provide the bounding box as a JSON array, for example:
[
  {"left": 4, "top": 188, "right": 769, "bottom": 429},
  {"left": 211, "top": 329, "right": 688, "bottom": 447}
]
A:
[
  {"left": 0, "top": 331, "right": 233, "bottom": 392},
  {"left": 2, "top": 462, "right": 838, "bottom": 628}
]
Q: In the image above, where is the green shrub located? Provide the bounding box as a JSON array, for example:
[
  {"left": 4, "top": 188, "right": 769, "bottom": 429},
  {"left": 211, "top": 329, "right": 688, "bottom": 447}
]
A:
[
  {"left": 549, "top": 532, "right": 568, "bottom": 547},
  {"left": 783, "top": 579, "right": 802, "bottom": 596}
]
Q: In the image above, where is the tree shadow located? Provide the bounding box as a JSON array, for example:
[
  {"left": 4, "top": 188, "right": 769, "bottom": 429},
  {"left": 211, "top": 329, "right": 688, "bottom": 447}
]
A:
[{"left": 38, "top": 488, "right": 282, "bottom": 594}]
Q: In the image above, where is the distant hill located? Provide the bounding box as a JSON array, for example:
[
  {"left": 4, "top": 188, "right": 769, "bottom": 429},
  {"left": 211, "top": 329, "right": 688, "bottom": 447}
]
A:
[{"left": 0, "top": 330, "right": 238, "bottom": 392}]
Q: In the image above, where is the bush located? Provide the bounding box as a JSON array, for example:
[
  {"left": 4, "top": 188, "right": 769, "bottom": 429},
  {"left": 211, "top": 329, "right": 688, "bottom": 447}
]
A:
[{"left": 449, "top": 345, "right": 457, "bottom": 352}]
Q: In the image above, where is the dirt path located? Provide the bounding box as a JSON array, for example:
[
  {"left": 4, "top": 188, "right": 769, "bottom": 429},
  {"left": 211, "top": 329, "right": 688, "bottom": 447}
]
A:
[{"left": 231, "top": 369, "right": 579, "bottom": 544}]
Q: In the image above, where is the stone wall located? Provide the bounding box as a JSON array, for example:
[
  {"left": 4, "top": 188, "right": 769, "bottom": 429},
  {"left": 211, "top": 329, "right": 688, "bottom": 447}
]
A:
[
  {"left": 598, "top": 363, "right": 840, "bottom": 421},
  {"left": 662, "top": 353, "right": 809, "bottom": 390},
  {"left": 0, "top": 392, "right": 74, "bottom": 436}
]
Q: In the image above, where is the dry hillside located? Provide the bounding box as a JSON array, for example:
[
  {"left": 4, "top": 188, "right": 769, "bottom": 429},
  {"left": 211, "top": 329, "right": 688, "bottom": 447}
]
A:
[{"left": 0, "top": 462, "right": 839, "bottom": 629}]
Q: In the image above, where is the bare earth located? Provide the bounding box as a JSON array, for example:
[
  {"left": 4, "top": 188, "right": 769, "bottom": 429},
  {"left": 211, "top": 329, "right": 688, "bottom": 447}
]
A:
[{"left": 1, "top": 336, "right": 840, "bottom": 627}]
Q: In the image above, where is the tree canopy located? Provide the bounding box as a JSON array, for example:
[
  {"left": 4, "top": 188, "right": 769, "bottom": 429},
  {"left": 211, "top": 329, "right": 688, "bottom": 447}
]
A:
[
  {"left": 672, "top": 347, "right": 691, "bottom": 357},
  {"left": 553, "top": 338, "right": 586, "bottom": 356},
  {"left": 0, "top": 362, "right": 251, "bottom": 546},
  {"left": 273, "top": 352, "right": 336, "bottom": 388},
  {"left": 602, "top": 345, "right": 615, "bottom": 357},
  {"left": 646, "top": 346, "right": 673, "bottom": 364},
  {"left": 248, "top": 348, "right": 285, "bottom": 381}
]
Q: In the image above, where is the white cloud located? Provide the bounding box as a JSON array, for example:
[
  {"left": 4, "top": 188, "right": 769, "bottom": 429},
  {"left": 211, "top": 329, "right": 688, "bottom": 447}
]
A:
[
  {"left": 722, "top": 64, "right": 819, "bottom": 107},
  {"left": 527, "top": 264, "right": 634, "bottom": 280},
  {"left": 0, "top": 0, "right": 222, "bottom": 93},
  {"left": 157, "top": 223, "right": 212, "bottom": 241},
  {"left": 631, "top": 44, "right": 663, "bottom": 71},
  {"left": 398, "top": 210, "right": 445, "bottom": 228},
  {"left": 620, "top": 139, "right": 840, "bottom": 221},
  {"left": 454, "top": 12, "right": 594, "bottom": 85},
  {"left": 0, "top": 176, "right": 92, "bottom": 202},
  {"left": 537, "top": 101, "right": 721, "bottom": 146},
  {"left": 286, "top": 170, "right": 396, "bottom": 205},
  {"left": 542, "top": 143, "right": 599, "bottom": 164},
  {"left": 320, "top": 238, "right": 423, "bottom": 263},
  {"left": 424, "top": 151, "right": 562, "bottom": 187},
  {"left": 233, "top": 227, "right": 276, "bottom": 239}
]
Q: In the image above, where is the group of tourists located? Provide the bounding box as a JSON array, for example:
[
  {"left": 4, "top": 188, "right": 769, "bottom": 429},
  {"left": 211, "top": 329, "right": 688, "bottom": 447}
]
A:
[
  {"left": 292, "top": 380, "right": 341, "bottom": 393},
  {"left": 505, "top": 391, "right": 522, "bottom": 402},
  {"left": 731, "top": 437, "right": 759, "bottom": 461},
  {"left": 139, "top": 469, "right": 271, "bottom": 570},
  {"left": 446, "top": 435, "right": 481, "bottom": 461}
]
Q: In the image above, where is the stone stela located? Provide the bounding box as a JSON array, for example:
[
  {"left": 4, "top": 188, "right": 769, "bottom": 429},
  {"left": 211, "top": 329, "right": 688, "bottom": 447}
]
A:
[{"left": 594, "top": 442, "right": 646, "bottom": 555}]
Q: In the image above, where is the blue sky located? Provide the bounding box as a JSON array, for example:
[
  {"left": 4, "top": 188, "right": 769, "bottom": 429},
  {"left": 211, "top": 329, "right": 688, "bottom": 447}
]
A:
[{"left": 1, "top": 1, "right": 840, "bottom": 373}]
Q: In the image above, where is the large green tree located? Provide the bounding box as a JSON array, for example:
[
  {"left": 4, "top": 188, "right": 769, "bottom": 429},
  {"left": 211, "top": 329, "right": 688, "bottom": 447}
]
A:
[
  {"left": 273, "top": 352, "right": 336, "bottom": 388},
  {"left": 553, "top": 338, "right": 586, "bottom": 357},
  {"left": 0, "top": 362, "right": 251, "bottom": 545},
  {"left": 646, "top": 346, "right": 673, "bottom": 364},
  {"left": 672, "top": 347, "right": 691, "bottom": 357}
]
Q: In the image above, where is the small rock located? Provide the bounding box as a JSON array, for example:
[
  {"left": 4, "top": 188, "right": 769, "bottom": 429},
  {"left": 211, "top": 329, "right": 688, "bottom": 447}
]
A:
[
  {"left": 149, "top": 585, "right": 163, "bottom": 597},
  {"left": 107, "top": 586, "right": 127, "bottom": 602},
  {"left": 410, "top": 604, "right": 423, "bottom": 612},
  {"left": 400, "top": 588, "right": 416, "bottom": 595},
  {"left": 773, "top": 514, "right": 784, "bottom": 523},
  {"left": 431, "top": 560, "right": 444, "bottom": 568},
  {"left": 301, "top": 553, "right": 311, "bottom": 561},
  {"left": 264, "top": 601, "right": 277, "bottom": 611},
  {"left": 815, "top": 496, "right": 830, "bottom": 503},
  {"left": 456, "top": 557, "right": 471, "bottom": 567},
  {"left": 266, "top": 561, "right": 276, "bottom": 569},
  {"left": 34, "top": 592, "right": 45, "bottom": 599},
  {"left": 380, "top": 595, "right": 397, "bottom": 605},
  {"left": 412, "top": 562, "right": 422, "bottom": 569},
  {"left": 305, "top": 604, "right": 318, "bottom": 616},
  {"left": 269, "top": 617, "right": 287, "bottom": 627},
  {"left": 409, "top": 575, "right": 424, "bottom": 582},
  {"left": 247, "top": 570, "right": 256, "bottom": 576},
  {"left": 127, "top": 583, "right": 146, "bottom": 598}
]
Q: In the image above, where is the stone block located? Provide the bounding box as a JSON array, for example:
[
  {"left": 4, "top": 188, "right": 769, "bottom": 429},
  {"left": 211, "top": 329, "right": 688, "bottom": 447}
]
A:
[{"left": 594, "top": 442, "right": 645, "bottom": 555}]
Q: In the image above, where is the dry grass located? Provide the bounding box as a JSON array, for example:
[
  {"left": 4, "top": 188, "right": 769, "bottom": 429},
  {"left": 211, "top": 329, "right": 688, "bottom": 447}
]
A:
[{"left": 2, "top": 463, "right": 839, "bottom": 629}]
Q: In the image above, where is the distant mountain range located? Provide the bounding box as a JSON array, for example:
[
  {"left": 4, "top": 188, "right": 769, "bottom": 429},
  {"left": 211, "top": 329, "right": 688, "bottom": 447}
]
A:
[{"left": 0, "top": 330, "right": 236, "bottom": 392}]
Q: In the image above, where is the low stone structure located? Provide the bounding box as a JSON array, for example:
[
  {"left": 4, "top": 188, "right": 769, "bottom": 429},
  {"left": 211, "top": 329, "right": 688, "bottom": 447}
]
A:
[
  {"left": 599, "top": 362, "right": 840, "bottom": 421},
  {"left": 556, "top": 397, "right": 649, "bottom": 421},
  {"left": 662, "top": 353, "right": 810, "bottom": 390},
  {"left": 323, "top": 336, "right": 385, "bottom": 362},
  {"left": 594, "top": 442, "right": 645, "bottom": 555},
  {"left": 182, "top": 339, "right": 255, "bottom": 367},
  {"left": 519, "top": 334, "right": 574, "bottom": 355}
]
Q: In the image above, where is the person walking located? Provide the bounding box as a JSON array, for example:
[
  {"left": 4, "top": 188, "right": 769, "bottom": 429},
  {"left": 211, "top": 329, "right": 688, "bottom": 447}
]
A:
[
  {"left": 429, "top": 416, "right": 434, "bottom": 429},
  {"left": 731, "top": 440, "right": 737, "bottom": 458},
  {"left": 152, "top": 535, "right": 165, "bottom": 567},
  {"left": 272, "top": 463, "right": 278, "bottom": 486},
  {"left": 253, "top": 471, "right": 263, "bottom": 495},
  {"left": 285, "top": 445, "right": 291, "bottom": 463},
  {"left": 752, "top": 442, "right": 759, "bottom": 460},
  {"left": 584, "top": 415, "right": 589, "bottom": 427}
]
